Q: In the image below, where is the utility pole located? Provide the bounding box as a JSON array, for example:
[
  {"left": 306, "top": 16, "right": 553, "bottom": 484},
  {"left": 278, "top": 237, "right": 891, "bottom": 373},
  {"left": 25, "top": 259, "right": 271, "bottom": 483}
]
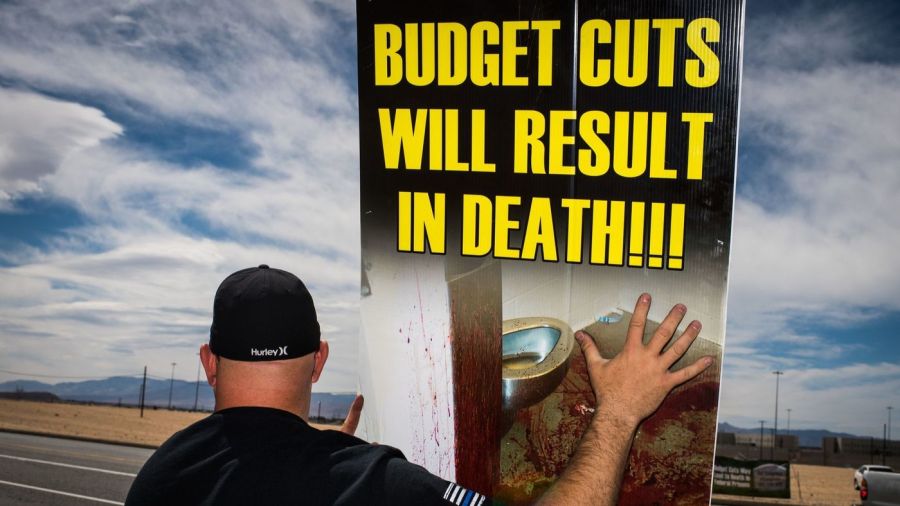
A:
[
  {"left": 772, "top": 370, "right": 784, "bottom": 459},
  {"left": 139, "top": 366, "right": 147, "bottom": 418},
  {"left": 317, "top": 401, "right": 322, "bottom": 422},
  {"left": 787, "top": 408, "right": 800, "bottom": 462},
  {"left": 759, "top": 420, "right": 765, "bottom": 460},
  {"left": 193, "top": 352, "right": 201, "bottom": 411},
  {"left": 888, "top": 406, "right": 893, "bottom": 441},
  {"left": 168, "top": 362, "right": 177, "bottom": 410}
]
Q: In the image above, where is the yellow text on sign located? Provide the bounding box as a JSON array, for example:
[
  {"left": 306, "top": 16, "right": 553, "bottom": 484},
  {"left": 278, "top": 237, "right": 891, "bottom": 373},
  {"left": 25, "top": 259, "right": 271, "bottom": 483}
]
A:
[
  {"left": 374, "top": 21, "right": 560, "bottom": 86},
  {"left": 513, "top": 110, "right": 713, "bottom": 180},
  {"left": 379, "top": 108, "right": 496, "bottom": 172},
  {"left": 460, "top": 194, "right": 686, "bottom": 269},
  {"left": 398, "top": 191, "right": 446, "bottom": 254},
  {"left": 578, "top": 18, "right": 720, "bottom": 88}
]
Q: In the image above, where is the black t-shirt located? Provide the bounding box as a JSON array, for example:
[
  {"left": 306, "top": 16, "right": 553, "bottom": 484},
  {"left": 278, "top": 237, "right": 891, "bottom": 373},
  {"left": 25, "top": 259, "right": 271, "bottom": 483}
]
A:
[{"left": 125, "top": 407, "right": 491, "bottom": 506}]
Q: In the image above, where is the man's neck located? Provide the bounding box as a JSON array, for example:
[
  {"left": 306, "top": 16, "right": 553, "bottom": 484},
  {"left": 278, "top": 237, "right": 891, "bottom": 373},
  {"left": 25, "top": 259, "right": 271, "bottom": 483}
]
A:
[{"left": 213, "top": 390, "right": 311, "bottom": 420}]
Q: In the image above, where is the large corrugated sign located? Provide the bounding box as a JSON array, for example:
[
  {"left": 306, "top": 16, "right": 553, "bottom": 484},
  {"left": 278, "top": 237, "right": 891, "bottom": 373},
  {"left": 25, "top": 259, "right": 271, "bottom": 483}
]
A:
[{"left": 356, "top": 0, "right": 743, "bottom": 503}]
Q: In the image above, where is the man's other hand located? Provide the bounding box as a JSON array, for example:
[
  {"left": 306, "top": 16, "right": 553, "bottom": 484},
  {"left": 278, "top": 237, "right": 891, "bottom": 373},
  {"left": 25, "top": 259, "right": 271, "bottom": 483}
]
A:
[
  {"left": 576, "top": 293, "right": 713, "bottom": 426},
  {"left": 339, "top": 394, "right": 364, "bottom": 436}
]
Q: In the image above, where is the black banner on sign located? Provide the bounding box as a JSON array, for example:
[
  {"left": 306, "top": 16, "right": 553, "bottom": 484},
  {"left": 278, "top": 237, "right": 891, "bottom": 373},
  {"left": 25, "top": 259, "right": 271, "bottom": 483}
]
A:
[{"left": 356, "top": 1, "right": 743, "bottom": 504}]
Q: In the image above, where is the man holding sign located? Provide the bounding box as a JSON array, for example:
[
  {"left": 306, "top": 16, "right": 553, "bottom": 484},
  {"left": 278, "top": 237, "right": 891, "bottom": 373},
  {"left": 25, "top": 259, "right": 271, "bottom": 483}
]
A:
[{"left": 126, "top": 265, "right": 711, "bottom": 505}]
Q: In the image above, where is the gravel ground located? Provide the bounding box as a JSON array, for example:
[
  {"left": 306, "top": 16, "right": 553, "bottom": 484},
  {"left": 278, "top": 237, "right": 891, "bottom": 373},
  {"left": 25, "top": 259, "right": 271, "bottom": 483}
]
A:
[{"left": 0, "top": 399, "right": 340, "bottom": 447}]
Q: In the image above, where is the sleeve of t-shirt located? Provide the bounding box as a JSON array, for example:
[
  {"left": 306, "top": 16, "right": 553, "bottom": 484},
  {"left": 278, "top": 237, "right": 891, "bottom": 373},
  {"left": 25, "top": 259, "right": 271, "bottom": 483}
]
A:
[{"left": 329, "top": 443, "right": 493, "bottom": 506}]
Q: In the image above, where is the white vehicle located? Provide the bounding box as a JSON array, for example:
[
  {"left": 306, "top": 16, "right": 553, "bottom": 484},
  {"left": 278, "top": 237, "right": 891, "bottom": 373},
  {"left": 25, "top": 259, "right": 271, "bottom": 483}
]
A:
[
  {"left": 860, "top": 471, "right": 900, "bottom": 506},
  {"left": 857, "top": 465, "right": 894, "bottom": 490}
]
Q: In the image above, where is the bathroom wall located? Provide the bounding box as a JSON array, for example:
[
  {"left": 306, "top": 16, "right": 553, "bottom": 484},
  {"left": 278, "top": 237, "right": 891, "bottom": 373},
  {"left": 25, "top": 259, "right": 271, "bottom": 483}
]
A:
[
  {"left": 502, "top": 260, "right": 726, "bottom": 343},
  {"left": 358, "top": 252, "right": 456, "bottom": 478}
]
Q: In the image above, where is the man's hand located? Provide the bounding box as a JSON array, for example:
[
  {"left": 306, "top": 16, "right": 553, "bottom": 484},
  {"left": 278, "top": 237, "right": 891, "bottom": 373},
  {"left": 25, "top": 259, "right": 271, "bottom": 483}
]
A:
[
  {"left": 577, "top": 293, "right": 713, "bottom": 426},
  {"left": 339, "top": 394, "right": 364, "bottom": 436},
  {"left": 537, "top": 293, "right": 713, "bottom": 506}
]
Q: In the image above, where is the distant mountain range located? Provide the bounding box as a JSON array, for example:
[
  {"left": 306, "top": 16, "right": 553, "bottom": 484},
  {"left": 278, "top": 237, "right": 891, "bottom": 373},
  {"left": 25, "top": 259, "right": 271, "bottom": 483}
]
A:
[
  {"left": 717, "top": 421, "right": 862, "bottom": 448},
  {"left": 0, "top": 377, "right": 355, "bottom": 419}
]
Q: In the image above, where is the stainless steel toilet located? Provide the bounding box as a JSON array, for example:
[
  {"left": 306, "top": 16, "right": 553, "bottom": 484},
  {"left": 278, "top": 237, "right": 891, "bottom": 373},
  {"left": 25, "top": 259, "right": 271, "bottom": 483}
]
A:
[{"left": 501, "top": 317, "right": 575, "bottom": 421}]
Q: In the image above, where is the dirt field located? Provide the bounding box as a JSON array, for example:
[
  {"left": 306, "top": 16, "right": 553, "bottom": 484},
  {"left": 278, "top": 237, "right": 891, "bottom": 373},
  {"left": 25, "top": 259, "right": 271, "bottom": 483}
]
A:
[
  {"left": 713, "top": 464, "right": 860, "bottom": 506},
  {"left": 0, "top": 399, "right": 340, "bottom": 447}
]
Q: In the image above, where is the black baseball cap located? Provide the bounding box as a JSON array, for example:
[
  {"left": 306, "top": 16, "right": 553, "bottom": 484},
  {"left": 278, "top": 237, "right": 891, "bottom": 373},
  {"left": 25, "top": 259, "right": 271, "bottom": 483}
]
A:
[{"left": 209, "top": 265, "right": 321, "bottom": 361}]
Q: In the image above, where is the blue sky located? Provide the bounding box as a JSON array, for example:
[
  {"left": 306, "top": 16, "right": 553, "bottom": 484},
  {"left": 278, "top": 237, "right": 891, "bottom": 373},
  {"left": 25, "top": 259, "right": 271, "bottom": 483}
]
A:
[{"left": 0, "top": 0, "right": 898, "bottom": 438}]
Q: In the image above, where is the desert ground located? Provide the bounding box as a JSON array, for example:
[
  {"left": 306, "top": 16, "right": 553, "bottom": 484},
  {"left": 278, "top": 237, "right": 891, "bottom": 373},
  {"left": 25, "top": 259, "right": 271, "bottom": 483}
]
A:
[{"left": 0, "top": 398, "right": 339, "bottom": 447}]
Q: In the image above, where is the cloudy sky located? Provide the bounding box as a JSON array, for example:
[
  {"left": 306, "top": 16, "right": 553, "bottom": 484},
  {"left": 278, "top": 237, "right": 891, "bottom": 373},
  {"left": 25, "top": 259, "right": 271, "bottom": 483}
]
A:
[
  {"left": 0, "top": 0, "right": 361, "bottom": 391},
  {"left": 721, "top": 0, "right": 900, "bottom": 438},
  {"left": 1, "top": 0, "right": 898, "bottom": 437}
]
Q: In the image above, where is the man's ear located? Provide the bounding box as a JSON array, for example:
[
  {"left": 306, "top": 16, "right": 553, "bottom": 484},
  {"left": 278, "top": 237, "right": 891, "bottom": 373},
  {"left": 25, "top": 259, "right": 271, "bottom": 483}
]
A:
[
  {"left": 200, "top": 343, "right": 218, "bottom": 388},
  {"left": 311, "top": 340, "right": 329, "bottom": 384}
]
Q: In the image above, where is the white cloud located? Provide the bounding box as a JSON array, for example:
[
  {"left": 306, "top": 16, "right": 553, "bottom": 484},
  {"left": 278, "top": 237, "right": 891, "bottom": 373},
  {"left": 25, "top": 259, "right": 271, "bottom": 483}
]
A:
[
  {"left": 731, "top": 0, "right": 900, "bottom": 310},
  {"left": 743, "top": 4, "right": 876, "bottom": 71},
  {"left": 0, "top": 1, "right": 357, "bottom": 128},
  {"left": 0, "top": 231, "right": 359, "bottom": 391},
  {"left": 0, "top": 88, "right": 122, "bottom": 208},
  {"left": 731, "top": 61, "right": 900, "bottom": 315}
]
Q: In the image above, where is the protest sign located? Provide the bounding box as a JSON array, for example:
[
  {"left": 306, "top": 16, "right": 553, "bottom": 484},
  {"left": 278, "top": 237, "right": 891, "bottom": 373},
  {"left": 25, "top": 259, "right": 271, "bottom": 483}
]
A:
[{"left": 357, "top": 1, "right": 743, "bottom": 502}]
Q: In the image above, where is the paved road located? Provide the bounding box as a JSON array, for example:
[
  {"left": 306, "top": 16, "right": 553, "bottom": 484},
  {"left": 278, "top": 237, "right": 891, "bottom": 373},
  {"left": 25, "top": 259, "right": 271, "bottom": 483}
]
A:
[{"left": 0, "top": 432, "right": 154, "bottom": 505}]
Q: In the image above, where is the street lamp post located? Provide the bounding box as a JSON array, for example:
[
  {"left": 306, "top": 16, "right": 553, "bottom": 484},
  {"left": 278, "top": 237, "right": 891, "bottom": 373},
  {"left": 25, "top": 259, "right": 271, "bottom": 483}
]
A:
[
  {"left": 168, "top": 362, "right": 177, "bottom": 410},
  {"left": 759, "top": 420, "right": 766, "bottom": 460},
  {"left": 889, "top": 406, "right": 893, "bottom": 441},
  {"left": 772, "top": 370, "right": 784, "bottom": 459},
  {"left": 787, "top": 408, "right": 792, "bottom": 437},
  {"left": 193, "top": 352, "right": 201, "bottom": 411}
]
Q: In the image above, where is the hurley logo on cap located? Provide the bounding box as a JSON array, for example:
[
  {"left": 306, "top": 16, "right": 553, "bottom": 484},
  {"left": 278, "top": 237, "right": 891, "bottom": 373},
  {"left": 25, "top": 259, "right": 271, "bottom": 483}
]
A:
[{"left": 250, "top": 346, "right": 288, "bottom": 357}]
